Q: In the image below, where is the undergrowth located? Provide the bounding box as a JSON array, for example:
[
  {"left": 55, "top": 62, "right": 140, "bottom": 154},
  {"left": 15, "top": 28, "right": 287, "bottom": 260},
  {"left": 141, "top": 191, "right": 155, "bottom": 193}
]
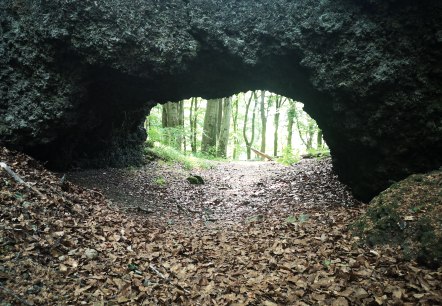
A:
[
  {"left": 276, "top": 147, "right": 300, "bottom": 166},
  {"left": 305, "top": 148, "right": 331, "bottom": 159},
  {"left": 144, "top": 143, "right": 218, "bottom": 170}
]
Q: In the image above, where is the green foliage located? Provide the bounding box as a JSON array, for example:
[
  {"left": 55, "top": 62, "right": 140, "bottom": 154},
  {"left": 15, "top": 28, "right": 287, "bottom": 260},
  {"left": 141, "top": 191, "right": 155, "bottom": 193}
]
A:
[
  {"left": 154, "top": 176, "right": 167, "bottom": 186},
  {"left": 298, "top": 213, "right": 309, "bottom": 223},
  {"left": 277, "top": 146, "right": 300, "bottom": 165},
  {"left": 187, "top": 175, "right": 204, "bottom": 185},
  {"left": 305, "top": 148, "right": 330, "bottom": 159},
  {"left": 193, "top": 150, "right": 226, "bottom": 161},
  {"left": 323, "top": 259, "right": 332, "bottom": 269},
  {"left": 285, "top": 215, "right": 297, "bottom": 224},
  {"left": 285, "top": 213, "right": 310, "bottom": 224},
  {"left": 144, "top": 144, "right": 216, "bottom": 170},
  {"left": 145, "top": 92, "right": 327, "bottom": 161}
]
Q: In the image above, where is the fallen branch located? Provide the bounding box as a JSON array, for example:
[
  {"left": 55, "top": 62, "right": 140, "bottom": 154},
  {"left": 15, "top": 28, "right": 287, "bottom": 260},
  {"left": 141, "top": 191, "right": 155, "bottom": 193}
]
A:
[
  {"left": 250, "top": 147, "right": 274, "bottom": 161},
  {"left": 0, "top": 285, "right": 33, "bottom": 306},
  {"left": 0, "top": 162, "right": 25, "bottom": 184},
  {"left": 0, "top": 162, "right": 44, "bottom": 198},
  {"left": 149, "top": 264, "right": 190, "bottom": 294},
  {"left": 149, "top": 264, "right": 167, "bottom": 280}
]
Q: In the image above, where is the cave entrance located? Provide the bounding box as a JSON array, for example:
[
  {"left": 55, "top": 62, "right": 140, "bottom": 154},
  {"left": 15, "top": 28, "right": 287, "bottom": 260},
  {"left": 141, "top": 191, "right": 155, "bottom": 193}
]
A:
[
  {"left": 144, "top": 91, "right": 328, "bottom": 165},
  {"left": 68, "top": 90, "right": 341, "bottom": 222}
]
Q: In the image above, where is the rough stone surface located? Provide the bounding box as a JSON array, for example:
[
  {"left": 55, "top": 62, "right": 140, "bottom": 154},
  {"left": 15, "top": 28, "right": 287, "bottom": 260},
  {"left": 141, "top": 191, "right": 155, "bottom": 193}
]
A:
[
  {"left": 353, "top": 169, "right": 442, "bottom": 267},
  {"left": 1, "top": 0, "right": 441, "bottom": 200}
]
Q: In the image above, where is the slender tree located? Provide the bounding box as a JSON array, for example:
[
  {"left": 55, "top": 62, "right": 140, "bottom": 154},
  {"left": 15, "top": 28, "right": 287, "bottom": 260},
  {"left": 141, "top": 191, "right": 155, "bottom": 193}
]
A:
[
  {"left": 201, "top": 99, "right": 219, "bottom": 154},
  {"left": 273, "top": 94, "right": 286, "bottom": 156},
  {"left": 162, "top": 102, "right": 181, "bottom": 149},
  {"left": 259, "top": 90, "right": 267, "bottom": 159},
  {"left": 243, "top": 92, "right": 259, "bottom": 160},
  {"left": 216, "top": 99, "right": 223, "bottom": 143},
  {"left": 189, "top": 97, "right": 200, "bottom": 153},
  {"left": 293, "top": 102, "right": 308, "bottom": 147},
  {"left": 232, "top": 95, "right": 240, "bottom": 159},
  {"left": 179, "top": 100, "right": 185, "bottom": 151},
  {"left": 306, "top": 119, "right": 317, "bottom": 150},
  {"left": 287, "top": 99, "right": 296, "bottom": 150},
  {"left": 317, "top": 129, "right": 323, "bottom": 149},
  {"left": 217, "top": 97, "right": 232, "bottom": 158}
]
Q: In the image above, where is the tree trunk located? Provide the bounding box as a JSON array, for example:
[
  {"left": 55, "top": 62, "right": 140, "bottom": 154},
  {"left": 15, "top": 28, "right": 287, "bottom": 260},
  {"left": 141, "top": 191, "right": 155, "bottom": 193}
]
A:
[
  {"left": 249, "top": 92, "right": 259, "bottom": 160},
  {"left": 162, "top": 102, "right": 180, "bottom": 149},
  {"left": 260, "top": 90, "right": 267, "bottom": 160},
  {"left": 273, "top": 111, "right": 280, "bottom": 157},
  {"left": 306, "top": 119, "right": 315, "bottom": 150},
  {"left": 243, "top": 93, "right": 254, "bottom": 160},
  {"left": 192, "top": 98, "right": 199, "bottom": 153},
  {"left": 293, "top": 102, "right": 308, "bottom": 147},
  {"left": 287, "top": 99, "right": 295, "bottom": 150},
  {"left": 217, "top": 97, "right": 232, "bottom": 158},
  {"left": 189, "top": 97, "right": 196, "bottom": 153},
  {"left": 179, "top": 100, "right": 185, "bottom": 151},
  {"left": 232, "top": 96, "right": 239, "bottom": 159},
  {"left": 317, "top": 129, "right": 323, "bottom": 149},
  {"left": 273, "top": 95, "right": 287, "bottom": 157},
  {"left": 201, "top": 99, "right": 219, "bottom": 155},
  {"left": 161, "top": 104, "right": 168, "bottom": 128},
  {"left": 216, "top": 99, "right": 223, "bottom": 143}
]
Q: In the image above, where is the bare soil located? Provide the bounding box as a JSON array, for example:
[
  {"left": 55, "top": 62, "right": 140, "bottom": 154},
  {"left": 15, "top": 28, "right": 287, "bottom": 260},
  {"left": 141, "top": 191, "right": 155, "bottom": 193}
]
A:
[{"left": 68, "top": 158, "right": 359, "bottom": 225}]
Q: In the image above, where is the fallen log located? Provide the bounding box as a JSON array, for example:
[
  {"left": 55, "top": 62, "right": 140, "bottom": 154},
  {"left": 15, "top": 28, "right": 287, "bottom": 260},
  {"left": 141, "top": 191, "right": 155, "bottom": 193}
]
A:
[{"left": 250, "top": 148, "right": 274, "bottom": 161}]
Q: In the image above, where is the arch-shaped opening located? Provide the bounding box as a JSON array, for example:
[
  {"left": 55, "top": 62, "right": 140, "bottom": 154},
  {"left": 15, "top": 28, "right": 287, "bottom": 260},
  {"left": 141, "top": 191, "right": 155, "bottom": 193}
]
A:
[
  {"left": 12, "top": 47, "right": 439, "bottom": 202},
  {"left": 1, "top": 0, "right": 440, "bottom": 202},
  {"left": 145, "top": 92, "right": 328, "bottom": 164}
]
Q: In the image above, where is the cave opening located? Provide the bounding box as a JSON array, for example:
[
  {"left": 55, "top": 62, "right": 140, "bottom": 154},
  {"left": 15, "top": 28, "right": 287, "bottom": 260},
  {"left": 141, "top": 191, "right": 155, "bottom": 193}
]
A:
[{"left": 144, "top": 91, "right": 328, "bottom": 164}]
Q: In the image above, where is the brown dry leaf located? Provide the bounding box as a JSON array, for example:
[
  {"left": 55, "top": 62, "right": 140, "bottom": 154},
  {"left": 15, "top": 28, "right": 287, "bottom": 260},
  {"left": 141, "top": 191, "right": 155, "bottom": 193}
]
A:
[
  {"left": 263, "top": 301, "right": 278, "bottom": 306},
  {"left": 332, "top": 297, "right": 349, "bottom": 306},
  {"left": 1, "top": 147, "right": 441, "bottom": 306},
  {"left": 311, "top": 293, "right": 326, "bottom": 301},
  {"left": 353, "top": 288, "right": 369, "bottom": 299}
]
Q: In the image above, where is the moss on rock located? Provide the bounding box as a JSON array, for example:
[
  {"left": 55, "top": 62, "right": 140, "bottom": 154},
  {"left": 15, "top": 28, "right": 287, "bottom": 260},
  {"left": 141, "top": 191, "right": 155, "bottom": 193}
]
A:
[{"left": 353, "top": 169, "right": 442, "bottom": 267}]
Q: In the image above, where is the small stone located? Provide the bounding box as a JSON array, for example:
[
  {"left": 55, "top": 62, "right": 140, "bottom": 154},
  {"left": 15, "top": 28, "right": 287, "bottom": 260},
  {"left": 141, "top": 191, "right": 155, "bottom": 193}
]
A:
[
  {"left": 84, "top": 248, "right": 98, "bottom": 260},
  {"left": 22, "top": 201, "right": 32, "bottom": 208},
  {"left": 187, "top": 176, "right": 204, "bottom": 184}
]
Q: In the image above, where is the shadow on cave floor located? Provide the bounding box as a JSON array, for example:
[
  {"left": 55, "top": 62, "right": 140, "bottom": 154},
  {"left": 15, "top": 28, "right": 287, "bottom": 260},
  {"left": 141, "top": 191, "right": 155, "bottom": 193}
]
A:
[{"left": 67, "top": 158, "right": 362, "bottom": 226}]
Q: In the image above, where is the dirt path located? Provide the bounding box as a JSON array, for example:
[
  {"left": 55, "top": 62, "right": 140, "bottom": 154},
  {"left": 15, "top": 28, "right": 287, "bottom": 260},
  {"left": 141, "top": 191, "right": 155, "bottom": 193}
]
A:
[{"left": 68, "top": 158, "right": 360, "bottom": 225}]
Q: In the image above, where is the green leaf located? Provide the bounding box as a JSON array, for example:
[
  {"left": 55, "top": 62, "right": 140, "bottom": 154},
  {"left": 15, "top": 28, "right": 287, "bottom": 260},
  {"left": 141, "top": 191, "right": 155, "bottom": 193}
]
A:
[
  {"left": 298, "top": 214, "right": 309, "bottom": 223},
  {"left": 128, "top": 263, "right": 138, "bottom": 271},
  {"left": 285, "top": 215, "right": 297, "bottom": 224}
]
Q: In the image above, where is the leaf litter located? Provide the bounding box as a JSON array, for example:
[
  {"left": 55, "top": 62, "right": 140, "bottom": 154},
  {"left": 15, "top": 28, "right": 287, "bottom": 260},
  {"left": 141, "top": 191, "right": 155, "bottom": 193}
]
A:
[{"left": 1, "top": 147, "right": 441, "bottom": 305}]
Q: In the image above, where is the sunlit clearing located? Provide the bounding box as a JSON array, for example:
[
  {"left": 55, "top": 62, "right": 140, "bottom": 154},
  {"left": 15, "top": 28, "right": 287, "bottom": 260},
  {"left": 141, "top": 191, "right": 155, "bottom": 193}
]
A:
[{"left": 145, "top": 91, "right": 329, "bottom": 165}]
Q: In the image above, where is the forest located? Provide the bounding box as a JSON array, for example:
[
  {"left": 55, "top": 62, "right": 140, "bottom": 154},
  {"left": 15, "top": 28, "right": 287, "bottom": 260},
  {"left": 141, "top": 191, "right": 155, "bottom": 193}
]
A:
[{"left": 146, "top": 91, "right": 327, "bottom": 164}]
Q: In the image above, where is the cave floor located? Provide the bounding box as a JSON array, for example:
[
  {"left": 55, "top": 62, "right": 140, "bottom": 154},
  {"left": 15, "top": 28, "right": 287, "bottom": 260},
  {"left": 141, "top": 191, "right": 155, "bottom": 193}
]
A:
[
  {"left": 68, "top": 158, "right": 360, "bottom": 225},
  {"left": 1, "top": 148, "right": 442, "bottom": 305}
]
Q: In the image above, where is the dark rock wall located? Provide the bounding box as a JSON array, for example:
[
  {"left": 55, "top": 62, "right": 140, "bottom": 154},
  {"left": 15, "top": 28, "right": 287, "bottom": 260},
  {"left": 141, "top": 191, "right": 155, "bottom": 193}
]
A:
[{"left": 1, "top": 0, "right": 441, "bottom": 200}]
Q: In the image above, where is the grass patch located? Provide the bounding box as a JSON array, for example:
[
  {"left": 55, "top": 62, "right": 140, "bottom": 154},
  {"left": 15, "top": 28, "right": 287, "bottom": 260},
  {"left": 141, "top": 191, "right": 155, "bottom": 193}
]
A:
[
  {"left": 304, "top": 148, "right": 331, "bottom": 159},
  {"left": 276, "top": 147, "right": 301, "bottom": 166},
  {"left": 154, "top": 176, "right": 167, "bottom": 186},
  {"left": 144, "top": 143, "right": 219, "bottom": 170}
]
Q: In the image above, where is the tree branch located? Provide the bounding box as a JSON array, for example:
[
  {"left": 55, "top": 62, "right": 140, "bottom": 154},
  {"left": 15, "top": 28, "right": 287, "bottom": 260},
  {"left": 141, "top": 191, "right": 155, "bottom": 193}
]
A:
[{"left": 0, "top": 162, "right": 44, "bottom": 198}]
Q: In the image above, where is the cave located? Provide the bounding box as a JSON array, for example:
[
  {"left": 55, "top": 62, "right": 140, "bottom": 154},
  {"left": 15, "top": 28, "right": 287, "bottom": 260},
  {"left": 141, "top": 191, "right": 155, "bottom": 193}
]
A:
[{"left": 0, "top": 0, "right": 441, "bottom": 201}]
